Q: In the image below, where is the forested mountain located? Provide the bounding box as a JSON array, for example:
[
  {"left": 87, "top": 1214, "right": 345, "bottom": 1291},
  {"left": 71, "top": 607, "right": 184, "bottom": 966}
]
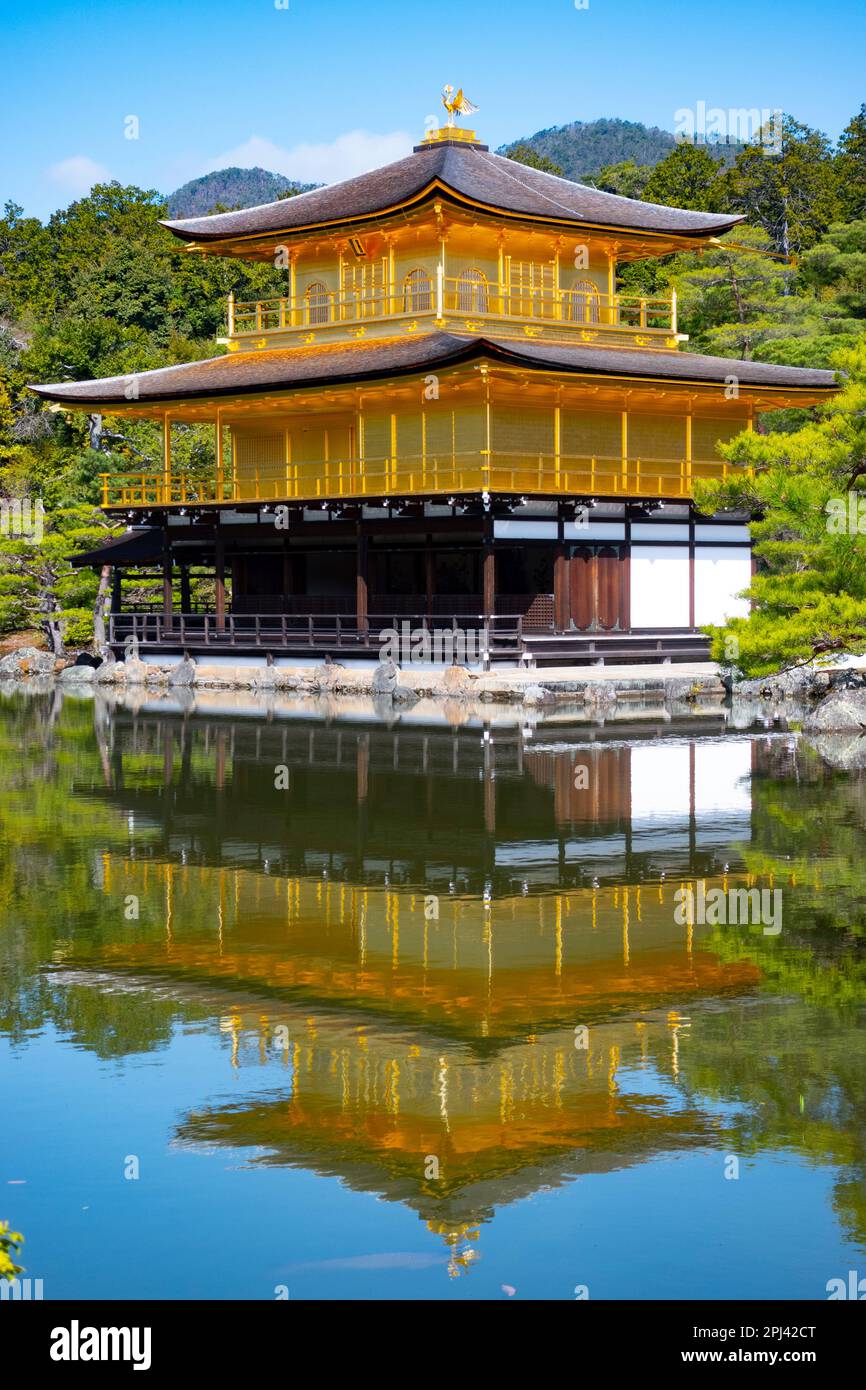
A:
[
  {"left": 166, "top": 167, "right": 314, "bottom": 218},
  {"left": 498, "top": 118, "right": 678, "bottom": 179}
]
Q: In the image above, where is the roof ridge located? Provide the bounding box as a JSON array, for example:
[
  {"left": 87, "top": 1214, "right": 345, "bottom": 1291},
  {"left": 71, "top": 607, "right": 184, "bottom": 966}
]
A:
[{"left": 163, "top": 146, "right": 431, "bottom": 231}]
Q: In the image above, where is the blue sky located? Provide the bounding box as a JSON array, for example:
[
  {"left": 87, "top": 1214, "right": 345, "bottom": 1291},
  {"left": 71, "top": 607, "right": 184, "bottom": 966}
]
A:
[{"left": 2, "top": 0, "right": 864, "bottom": 218}]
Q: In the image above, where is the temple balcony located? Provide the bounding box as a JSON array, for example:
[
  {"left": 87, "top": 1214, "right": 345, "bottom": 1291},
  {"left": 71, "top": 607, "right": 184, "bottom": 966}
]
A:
[
  {"left": 223, "top": 279, "right": 679, "bottom": 351},
  {"left": 99, "top": 450, "right": 738, "bottom": 510}
]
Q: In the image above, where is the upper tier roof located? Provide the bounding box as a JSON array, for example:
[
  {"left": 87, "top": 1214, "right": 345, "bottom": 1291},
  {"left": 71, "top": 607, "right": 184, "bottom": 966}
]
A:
[
  {"left": 161, "top": 141, "right": 743, "bottom": 244},
  {"left": 30, "top": 332, "right": 837, "bottom": 406}
]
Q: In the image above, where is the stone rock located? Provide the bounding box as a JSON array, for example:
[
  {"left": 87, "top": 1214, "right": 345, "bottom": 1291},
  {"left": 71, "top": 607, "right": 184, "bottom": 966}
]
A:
[
  {"left": 250, "top": 667, "right": 278, "bottom": 689},
  {"left": 274, "top": 670, "right": 302, "bottom": 690},
  {"left": 74, "top": 651, "right": 102, "bottom": 668},
  {"left": 392, "top": 682, "right": 421, "bottom": 707},
  {"left": 0, "top": 646, "right": 56, "bottom": 679},
  {"left": 583, "top": 679, "right": 617, "bottom": 701},
  {"left": 95, "top": 660, "right": 124, "bottom": 685},
  {"left": 442, "top": 664, "right": 473, "bottom": 690},
  {"left": 371, "top": 659, "right": 399, "bottom": 696},
  {"left": 805, "top": 732, "right": 866, "bottom": 771},
  {"left": 192, "top": 665, "right": 247, "bottom": 688},
  {"left": 304, "top": 661, "right": 345, "bottom": 691},
  {"left": 523, "top": 683, "right": 555, "bottom": 706},
  {"left": 804, "top": 686, "right": 866, "bottom": 732},
  {"left": 168, "top": 658, "right": 197, "bottom": 687},
  {"left": 59, "top": 663, "right": 96, "bottom": 683},
  {"left": 123, "top": 658, "right": 149, "bottom": 685},
  {"left": 734, "top": 666, "right": 837, "bottom": 704}
]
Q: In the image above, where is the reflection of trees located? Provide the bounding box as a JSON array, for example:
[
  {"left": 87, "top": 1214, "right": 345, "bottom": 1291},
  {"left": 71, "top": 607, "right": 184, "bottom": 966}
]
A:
[
  {"left": 725, "top": 739, "right": 866, "bottom": 1007},
  {"left": 0, "top": 691, "right": 169, "bottom": 1053},
  {"left": 683, "top": 738, "right": 866, "bottom": 1248},
  {"left": 675, "top": 996, "right": 866, "bottom": 1250}
]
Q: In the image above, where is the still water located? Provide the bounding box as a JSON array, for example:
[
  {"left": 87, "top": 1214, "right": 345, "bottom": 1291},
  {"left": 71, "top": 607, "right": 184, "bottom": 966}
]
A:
[{"left": 1, "top": 688, "right": 865, "bottom": 1300}]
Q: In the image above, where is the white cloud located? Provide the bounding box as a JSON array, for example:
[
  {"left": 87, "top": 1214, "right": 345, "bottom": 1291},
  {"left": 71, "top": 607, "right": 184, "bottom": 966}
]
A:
[
  {"left": 202, "top": 129, "right": 414, "bottom": 187},
  {"left": 47, "top": 155, "right": 112, "bottom": 196}
]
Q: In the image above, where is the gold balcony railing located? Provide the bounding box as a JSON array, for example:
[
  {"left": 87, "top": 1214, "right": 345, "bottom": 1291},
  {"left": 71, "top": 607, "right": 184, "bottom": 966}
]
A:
[
  {"left": 440, "top": 281, "right": 674, "bottom": 331},
  {"left": 228, "top": 284, "right": 676, "bottom": 337},
  {"left": 101, "top": 450, "right": 736, "bottom": 509}
]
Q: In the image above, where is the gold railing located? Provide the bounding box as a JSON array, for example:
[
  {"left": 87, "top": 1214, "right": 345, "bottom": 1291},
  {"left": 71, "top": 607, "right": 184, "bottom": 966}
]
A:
[
  {"left": 229, "top": 284, "right": 676, "bottom": 336},
  {"left": 101, "top": 450, "right": 735, "bottom": 509},
  {"left": 440, "top": 281, "right": 674, "bottom": 330}
]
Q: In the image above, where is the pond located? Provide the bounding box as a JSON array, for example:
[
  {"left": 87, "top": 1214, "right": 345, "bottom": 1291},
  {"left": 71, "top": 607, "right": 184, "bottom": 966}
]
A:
[{"left": 1, "top": 688, "right": 865, "bottom": 1300}]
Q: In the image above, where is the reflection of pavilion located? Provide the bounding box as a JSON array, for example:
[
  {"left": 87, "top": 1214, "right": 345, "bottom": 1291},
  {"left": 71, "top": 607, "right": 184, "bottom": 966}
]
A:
[
  {"left": 67, "top": 716, "right": 778, "bottom": 1268},
  {"left": 94, "top": 863, "right": 761, "bottom": 1039},
  {"left": 170, "top": 1000, "right": 723, "bottom": 1272},
  {"left": 81, "top": 716, "right": 766, "bottom": 1054},
  {"left": 93, "top": 713, "right": 757, "bottom": 894}
]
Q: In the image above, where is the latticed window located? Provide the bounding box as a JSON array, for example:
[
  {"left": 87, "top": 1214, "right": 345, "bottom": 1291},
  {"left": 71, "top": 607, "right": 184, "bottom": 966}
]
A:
[
  {"left": 566, "top": 279, "right": 601, "bottom": 324},
  {"left": 402, "top": 268, "right": 432, "bottom": 312},
  {"left": 456, "top": 268, "right": 489, "bottom": 314},
  {"left": 305, "top": 281, "right": 330, "bottom": 325}
]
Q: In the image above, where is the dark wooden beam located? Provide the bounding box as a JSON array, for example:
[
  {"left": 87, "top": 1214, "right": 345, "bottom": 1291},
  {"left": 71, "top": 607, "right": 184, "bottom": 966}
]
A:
[
  {"left": 482, "top": 513, "right": 495, "bottom": 623},
  {"left": 356, "top": 527, "right": 369, "bottom": 634},
  {"left": 214, "top": 533, "right": 226, "bottom": 632}
]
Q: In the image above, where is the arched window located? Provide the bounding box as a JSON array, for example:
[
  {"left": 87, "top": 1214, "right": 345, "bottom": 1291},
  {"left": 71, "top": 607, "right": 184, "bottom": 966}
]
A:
[
  {"left": 566, "top": 279, "right": 601, "bottom": 324},
  {"left": 402, "top": 268, "right": 432, "bottom": 313},
  {"left": 305, "top": 281, "right": 330, "bottom": 325},
  {"left": 456, "top": 267, "right": 489, "bottom": 314}
]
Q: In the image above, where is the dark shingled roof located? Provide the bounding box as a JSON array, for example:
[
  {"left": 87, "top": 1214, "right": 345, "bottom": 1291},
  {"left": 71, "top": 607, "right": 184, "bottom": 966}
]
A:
[
  {"left": 68, "top": 528, "right": 164, "bottom": 568},
  {"left": 30, "top": 333, "right": 837, "bottom": 407},
  {"left": 161, "top": 142, "right": 743, "bottom": 242}
]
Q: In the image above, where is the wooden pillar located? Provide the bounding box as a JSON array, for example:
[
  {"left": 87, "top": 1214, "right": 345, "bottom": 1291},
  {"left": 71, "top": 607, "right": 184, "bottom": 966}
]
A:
[
  {"left": 688, "top": 516, "right": 696, "bottom": 630},
  {"left": 215, "top": 409, "right": 224, "bottom": 501},
  {"left": 356, "top": 527, "right": 368, "bottom": 634},
  {"left": 554, "top": 541, "right": 570, "bottom": 632},
  {"left": 180, "top": 564, "right": 191, "bottom": 615},
  {"left": 162, "top": 537, "right": 173, "bottom": 633},
  {"left": 111, "top": 567, "right": 122, "bottom": 614},
  {"left": 621, "top": 403, "right": 629, "bottom": 494},
  {"left": 163, "top": 415, "right": 171, "bottom": 504},
  {"left": 482, "top": 515, "right": 495, "bottom": 624},
  {"left": 282, "top": 541, "right": 293, "bottom": 612},
  {"left": 425, "top": 538, "right": 434, "bottom": 622},
  {"left": 215, "top": 532, "right": 226, "bottom": 632}
]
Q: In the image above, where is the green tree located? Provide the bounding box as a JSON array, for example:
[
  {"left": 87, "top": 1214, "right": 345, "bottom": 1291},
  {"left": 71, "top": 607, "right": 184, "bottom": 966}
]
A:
[
  {"left": 694, "top": 343, "right": 866, "bottom": 675},
  {"left": 505, "top": 143, "right": 563, "bottom": 176},
  {"left": 721, "top": 115, "right": 840, "bottom": 257},
  {"left": 588, "top": 160, "right": 653, "bottom": 199},
  {"left": 0, "top": 1220, "right": 23, "bottom": 1281},
  {"left": 643, "top": 143, "right": 725, "bottom": 211},
  {"left": 836, "top": 105, "right": 866, "bottom": 222},
  {"left": 800, "top": 220, "right": 866, "bottom": 320},
  {"left": 666, "top": 228, "right": 799, "bottom": 358},
  {"left": 0, "top": 504, "right": 118, "bottom": 653}
]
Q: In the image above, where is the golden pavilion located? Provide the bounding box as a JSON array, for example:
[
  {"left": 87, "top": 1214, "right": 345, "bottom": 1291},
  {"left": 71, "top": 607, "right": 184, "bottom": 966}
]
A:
[{"left": 31, "top": 99, "right": 836, "bottom": 666}]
